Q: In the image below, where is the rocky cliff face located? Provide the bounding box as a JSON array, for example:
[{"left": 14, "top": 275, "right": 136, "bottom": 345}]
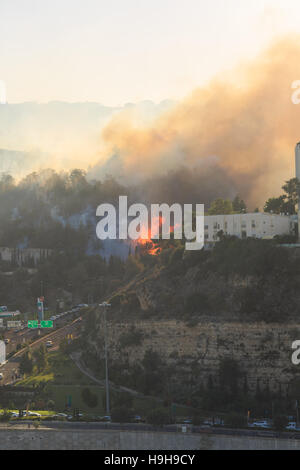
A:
[
  {"left": 84, "top": 244, "right": 300, "bottom": 396},
  {"left": 88, "top": 317, "right": 300, "bottom": 395}
]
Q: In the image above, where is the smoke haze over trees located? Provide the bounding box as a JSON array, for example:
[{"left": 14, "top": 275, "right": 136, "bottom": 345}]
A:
[{"left": 2, "top": 37, "right": 300, "bottom": 208}]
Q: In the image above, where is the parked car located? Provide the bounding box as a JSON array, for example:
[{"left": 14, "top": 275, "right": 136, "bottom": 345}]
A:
[
  {"left": 286, "top": 422, "right": 298, "bottom": 430},
  {"left": 203, "top": 419, "right": 213, "bottom": 426},
  {"left": 27, "top": 411, "right": 41, "bottom": 417},
  {"left": 46, "top": 340, "right": 53, "bottom": 348},
  {"left": 0, "top": 373, "right": 3, "bottom": 380},
  {"left": 132, "top": 415, "right": 145, "bottom": 423},
  {"left": 250, "top": 420, "right": 271, "bottom": 429},
  {"left": 99, "top": 415, "right": 111, "bottom": 422}
]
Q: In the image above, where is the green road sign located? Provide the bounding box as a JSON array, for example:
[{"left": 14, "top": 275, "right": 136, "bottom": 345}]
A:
[
  {"left": 28, "top": 320, "right": 38, "bottom": 329},
  {"left": 40, "top": 320, "right": 53, "bottom": 329}
]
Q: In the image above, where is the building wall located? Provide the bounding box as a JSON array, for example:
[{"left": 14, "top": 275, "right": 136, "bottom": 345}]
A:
[
  {"left": 204, "top": 213, "right": 293, "bottom": 243},
  {"left": 0, "top": 247, "right": 52, "bottom": 266}
]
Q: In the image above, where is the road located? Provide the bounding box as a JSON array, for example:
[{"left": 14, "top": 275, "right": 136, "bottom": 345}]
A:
[
  {"left": 1, "top": 421, "right": 300, "bottom": 442},
  {"left": 1, "top": 328, "right": 39, "bottom": 355},
  {"left": 0, "top": 318, "right": 82, "bottom": 385}
]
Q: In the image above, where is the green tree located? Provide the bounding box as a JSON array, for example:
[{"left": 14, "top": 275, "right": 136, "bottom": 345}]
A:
[
  {"left": 81, "top": 388, "right": 98, "bottom": 408},
  {"left": 219, "top": 358, "right": 241, "bottom": 395},
  {"left": 112, "top": 393, "right": 133, "bottom": 409},
  {"left": 264, "top": 178, "right": 300, "bottom": 215},
  {"left": 124, "top": 256, "right": 144, "bottom": 279},
  {"left": 208, "top": 198, "right": 233, "bottom": 215},
  {"left": 273, "top": 415, "right": 288, "bottom": 431},
  {"left": 0, "top": 174, "right": 15, "bottom": 192},
  {"left": 264, "top": 196, "right": 286, "bottom": 214},
  {"left": 185, "top": 292, "right": 210, "bottom": 313},
  {"left": 142, "top": 350, "right": 162, "bottom": 371},
  {"left": 0, "top": 410, "right": 11, "bottom": 422},
  {"left": 111, "top": 406, "right": 132, "bottom": 423},
  {"left": 232, "top": 195, "right": 247, "bottom": 213},
  {"left": 47, "top": 400, "right": 55, "bottom": 410},
  {"left": 282, "top": 178, "right": 300, "bottom": 214},
  {"left": 68, "top": 169, "right": 88, "bottom": 191},
  {"left": 33, "top": 344, "right": 48, "bottom": 372},
  {"left": 19, "top": 350, "right": 34, "bottom": 375},
  {"left": 225, "top": 412, "right": 247, "bottom": 428},
  {"left": 146, "top": 408, "right": 171, "bottom": 426}
]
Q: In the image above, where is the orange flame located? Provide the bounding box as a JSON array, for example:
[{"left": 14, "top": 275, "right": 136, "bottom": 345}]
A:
[{"left": 136, "top": 215, "right": 175, "bottom": 256}]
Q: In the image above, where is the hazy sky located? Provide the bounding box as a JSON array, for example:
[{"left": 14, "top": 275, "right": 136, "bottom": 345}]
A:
[{"left": 1, "top": 0, "right": 300, "bottom": 105}]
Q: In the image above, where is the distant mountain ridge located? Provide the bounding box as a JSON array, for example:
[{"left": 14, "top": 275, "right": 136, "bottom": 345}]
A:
[
  {"left": 0, "top": 148, "right": 40, "bottom": 176},
  {"left": 0, "top": 100, "right": 175, "bottom": 177}
]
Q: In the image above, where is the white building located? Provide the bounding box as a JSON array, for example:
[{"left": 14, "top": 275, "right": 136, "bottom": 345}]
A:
[
  {"left": 0, "top": 340, "right": 5, "bottom": 365},
  {"left": 204, "top": 213, "right": 294, "bottom": 244}
]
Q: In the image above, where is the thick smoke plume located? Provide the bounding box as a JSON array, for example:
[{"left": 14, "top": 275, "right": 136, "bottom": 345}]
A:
[{"left": 90, "top": 36, "right": 300, "bottom": 208}]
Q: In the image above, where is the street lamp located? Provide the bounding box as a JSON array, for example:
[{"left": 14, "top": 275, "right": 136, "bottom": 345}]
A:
[{"left": 99, "top": 302, "right": 111, "bottom": 416}]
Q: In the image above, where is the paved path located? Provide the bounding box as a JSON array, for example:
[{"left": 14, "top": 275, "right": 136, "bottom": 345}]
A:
[{"left": 70, "top": 352, "right": 140, "bottom": 397}]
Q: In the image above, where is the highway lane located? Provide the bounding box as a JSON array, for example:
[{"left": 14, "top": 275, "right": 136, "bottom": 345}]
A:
[
  {"left": 1, "top": 328, "right": 40, "bottom": 355},
  {"left": 4, "top": 421, "right": 300, "bottom": 442},
  {"left": 0, "top": 317, "right": 82, "bottom": 385}
]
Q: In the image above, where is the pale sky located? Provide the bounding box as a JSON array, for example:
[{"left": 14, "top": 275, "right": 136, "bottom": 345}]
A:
[{"left": 1, "top": 0, "right": 300, "bottom": 105}]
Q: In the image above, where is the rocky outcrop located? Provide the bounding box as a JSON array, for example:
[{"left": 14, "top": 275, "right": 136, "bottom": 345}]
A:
[{"left": 89, "top": 318, "right": 300, "bottom": 395}]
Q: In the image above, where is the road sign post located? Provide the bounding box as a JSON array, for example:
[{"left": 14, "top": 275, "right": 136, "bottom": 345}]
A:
[
  {"left": 37, "top": 297, "right": 44, "bottom": 322},
  {"left": 99, "top": 302, "right": 111, "bottom": 417}
]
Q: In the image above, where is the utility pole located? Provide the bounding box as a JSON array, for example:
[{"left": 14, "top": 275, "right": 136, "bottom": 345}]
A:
[{"left": 99, "top": 302, "right": 111, "bottom": 416}]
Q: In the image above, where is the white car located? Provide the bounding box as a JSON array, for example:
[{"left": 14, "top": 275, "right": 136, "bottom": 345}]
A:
[
  {"left": 27, "top": 411, "right": 41, "bottom": 417},
  {"left": 286, "top": 422, "right": 297, "bottom": 430},
  {"left": 203, "top": 419, "right": 213, "bottom": 426},
  {"left": 250, "top": 420, "right": 271, "bottom": 429}
]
